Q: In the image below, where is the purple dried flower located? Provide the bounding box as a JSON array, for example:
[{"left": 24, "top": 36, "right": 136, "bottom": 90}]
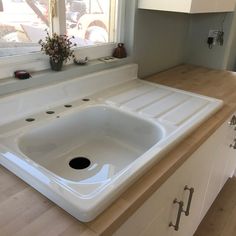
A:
[{"left": 38, "top": 30, "right": 76, "bottom": 62}]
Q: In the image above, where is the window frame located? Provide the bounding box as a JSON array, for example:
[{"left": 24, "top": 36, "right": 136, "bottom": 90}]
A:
[{"left": 0, "top": 0, "right": 125, "bottom": 79}]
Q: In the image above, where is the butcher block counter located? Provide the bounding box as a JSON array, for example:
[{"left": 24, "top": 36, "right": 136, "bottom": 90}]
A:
[{"left": 1, "top": 64, "right": 236, "bottom": 236}]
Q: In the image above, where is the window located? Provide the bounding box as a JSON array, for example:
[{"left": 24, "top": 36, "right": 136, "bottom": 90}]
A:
[
  {"left": 0, "top": 0, "right": 129, "bottom": 80},
  {"left": 66, "top": 0, "right": 117, "bottom": 47},
  {"left": 0, "top": 0, "right": 120, "bottom": 58},
  {"left": 0, "top": 0, "right": 49, "bottom": 57}
]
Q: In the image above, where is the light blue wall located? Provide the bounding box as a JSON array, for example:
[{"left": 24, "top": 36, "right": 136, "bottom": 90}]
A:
[
  {"left": 133, "top": 9, "right": 190, "bottom": 78},
  {"left": 133, "top": 5, "right": 236, "bottom": 78},
  {"left": 185, "top": 13, "right": 234, "bottom": 70}
]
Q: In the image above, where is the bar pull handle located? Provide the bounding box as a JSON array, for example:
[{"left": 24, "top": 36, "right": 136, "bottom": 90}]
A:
[
  {"left": 230, "top": 143, "right": 236, "bottom": 149},
  {"left": 169, "top": 199, "right": 184, "bottom": 231},
  {"left": 183, "top": 185, "right": 194, "bottom": 216},
  {"left": 230, "top": 139, "right": 236, "bottom": 149},
  {"left": 229, "top": 115, "right": 236, "bottom": 126}
]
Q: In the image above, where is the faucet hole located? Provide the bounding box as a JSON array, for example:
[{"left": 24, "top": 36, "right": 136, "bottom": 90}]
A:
[
  {"left": 46, "top": 111, "right": 55, "bottom": 114},
  {"left": 64, "top": 104, "right": 72, "bottom": 108},
  {"left": 69, "top": 157, "right": 91, "bottom": 170},
  {"left": 82, "top": 98, "right": 90, "bottom": 102},
  {"left": 25, "top": 118, "right": 35, "bottom": 122}
]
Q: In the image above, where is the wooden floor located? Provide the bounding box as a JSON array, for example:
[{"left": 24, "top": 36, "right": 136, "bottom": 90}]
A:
[{"left": 194, "top": 177, "right": 236, "bottom": 236}]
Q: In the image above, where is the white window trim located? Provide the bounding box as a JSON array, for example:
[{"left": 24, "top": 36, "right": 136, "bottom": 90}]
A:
[{"left": 0, "top": 0, "right": 126, "bottom": 80}]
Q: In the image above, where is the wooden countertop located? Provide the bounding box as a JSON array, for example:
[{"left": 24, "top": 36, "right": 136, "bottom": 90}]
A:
[{"left": 1, "top": 64, "right": 236, "bottom": 236}]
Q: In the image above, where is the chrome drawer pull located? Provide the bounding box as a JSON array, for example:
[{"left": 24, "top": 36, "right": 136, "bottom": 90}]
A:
[
  {"left": 183, "top": 185, "right": 194, "bottom": 216},
  {"left": 169, "top": 199, "right": 184, "bottom": 231}
]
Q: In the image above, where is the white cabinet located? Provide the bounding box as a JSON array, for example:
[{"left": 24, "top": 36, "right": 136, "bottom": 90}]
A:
[
  {"left": 138, "top": 0, "right": 236, "bottom": 13},
  {"left": 114, "top": 114, "right": 236, "bottom": 236},
  {"left": 200, "top": 117, "right": 236, "bottom": 219}
]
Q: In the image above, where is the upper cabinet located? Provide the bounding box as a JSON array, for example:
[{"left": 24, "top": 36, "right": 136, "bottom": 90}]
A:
[{"left": 138, "top": 0, "right": 236, "bottom": 13}]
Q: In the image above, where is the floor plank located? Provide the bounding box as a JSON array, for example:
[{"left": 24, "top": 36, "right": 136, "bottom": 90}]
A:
[{"left": 194, "top": 177, "right": 236, "bottom": 236}]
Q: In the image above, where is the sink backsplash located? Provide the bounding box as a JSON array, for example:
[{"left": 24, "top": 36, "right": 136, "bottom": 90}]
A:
[{"left": 0, "top": 64, "right": 138, "bottom": 126}]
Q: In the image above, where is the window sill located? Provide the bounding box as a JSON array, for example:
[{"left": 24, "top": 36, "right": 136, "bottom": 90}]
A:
[
  {"left": 0, "top": 42, "right": 119, "bottom": 79},
  {"left": 0, "top": 56, "right": 133, "bottom": 97}
]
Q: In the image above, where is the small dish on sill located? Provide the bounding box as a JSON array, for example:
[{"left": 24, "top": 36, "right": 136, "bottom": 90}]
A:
[{"left": 74, "top": 57, "right": 88, "bottom": 65}]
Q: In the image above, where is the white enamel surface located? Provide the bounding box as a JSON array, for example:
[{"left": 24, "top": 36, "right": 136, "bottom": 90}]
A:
[
  {"left": 0, "top": 64, "right": 223, "bottom": 222},
  {"left": 0, "top": 64, "right": 138, "bottom": 126},
  {"left": 18, "top": 105, "right": 163, "bottom": 184}
]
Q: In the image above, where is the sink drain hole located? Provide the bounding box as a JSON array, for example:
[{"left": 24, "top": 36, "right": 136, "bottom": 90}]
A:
[{"left": 69, "top": 157, "right": 91, "bottom": 170}]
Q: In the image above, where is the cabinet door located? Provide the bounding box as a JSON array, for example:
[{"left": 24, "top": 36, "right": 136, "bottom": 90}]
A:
[
  {"left": 139, "top": 206, "right": 175, "bottom": 236},
  {"left": 200, "top": 117, "right": 236, "bottom": 220},
  {"left": 171, "top": 138, "right": 214, "bottom": 236},
  {"left": 113, "top": 163, "right": 190, "bottom": 236},
  {"left": 114, "top": 145, "right": 211, "bottom": 236}
]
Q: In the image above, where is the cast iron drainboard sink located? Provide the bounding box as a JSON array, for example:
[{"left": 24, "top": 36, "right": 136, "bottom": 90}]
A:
[{"left": 5, "top": 105, "right": 165, "bottom": 221}]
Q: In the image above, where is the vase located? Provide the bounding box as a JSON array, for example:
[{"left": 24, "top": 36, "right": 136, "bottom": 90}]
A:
[
  {"left": 113, "top": 43, "right": 127, "bottom": 58},
  {"left": 50, "top": 58, "right": 63, "bottom": 71}
]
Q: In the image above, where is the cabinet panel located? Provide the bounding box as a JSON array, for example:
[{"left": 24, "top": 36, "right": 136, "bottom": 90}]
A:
[
  {"left": 200, "top": 118, "right": 235, "bottom": 220},
  {"left": 138, "top": 0, "right": 236, "bottom": 13},
  {"left": 114, "top": 145, "right": 211, "bottom": 236},
  {"left": 139, "top": 207, "right": 174, "bottom": 236},
  {"left": 113, "top": 166, "right": 186, "bottom": 236},
  {"left": 190, "top": 0, "right": 217, "bottom": 13},
  {"left": 138, "top": 0, "right": 192, "bottom": 13},
  {"left": 191, "top": 0, "right": 236, "bottom": 13},
  {"left": 216, "top": 0, "right": 236, "bottom": 12},
  {"left": 224, "top": 118, "right": 236, "bottom": 178},
  {"left": 171, "top": 137, "right": 214, "bottom": 236}
]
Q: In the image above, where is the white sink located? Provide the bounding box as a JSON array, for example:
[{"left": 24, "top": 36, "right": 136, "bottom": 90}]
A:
[
  {"left": 0, "top": 64, "right": 223, "bottom": 222},
  {"left": 18, "top": 105, "right": 164, "bottom": 183}
]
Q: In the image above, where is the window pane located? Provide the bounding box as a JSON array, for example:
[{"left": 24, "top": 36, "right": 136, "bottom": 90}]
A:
[
  {"left": 66, "top": 0, "right": 117, "bottom": 47},
  {"left": 0, "top": 0, "right": 49, "bottom": 57}
]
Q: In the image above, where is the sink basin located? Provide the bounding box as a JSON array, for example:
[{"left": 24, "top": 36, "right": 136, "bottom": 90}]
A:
[{"left": 18, "top": 105, "right": 164, "bottom": 183}]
